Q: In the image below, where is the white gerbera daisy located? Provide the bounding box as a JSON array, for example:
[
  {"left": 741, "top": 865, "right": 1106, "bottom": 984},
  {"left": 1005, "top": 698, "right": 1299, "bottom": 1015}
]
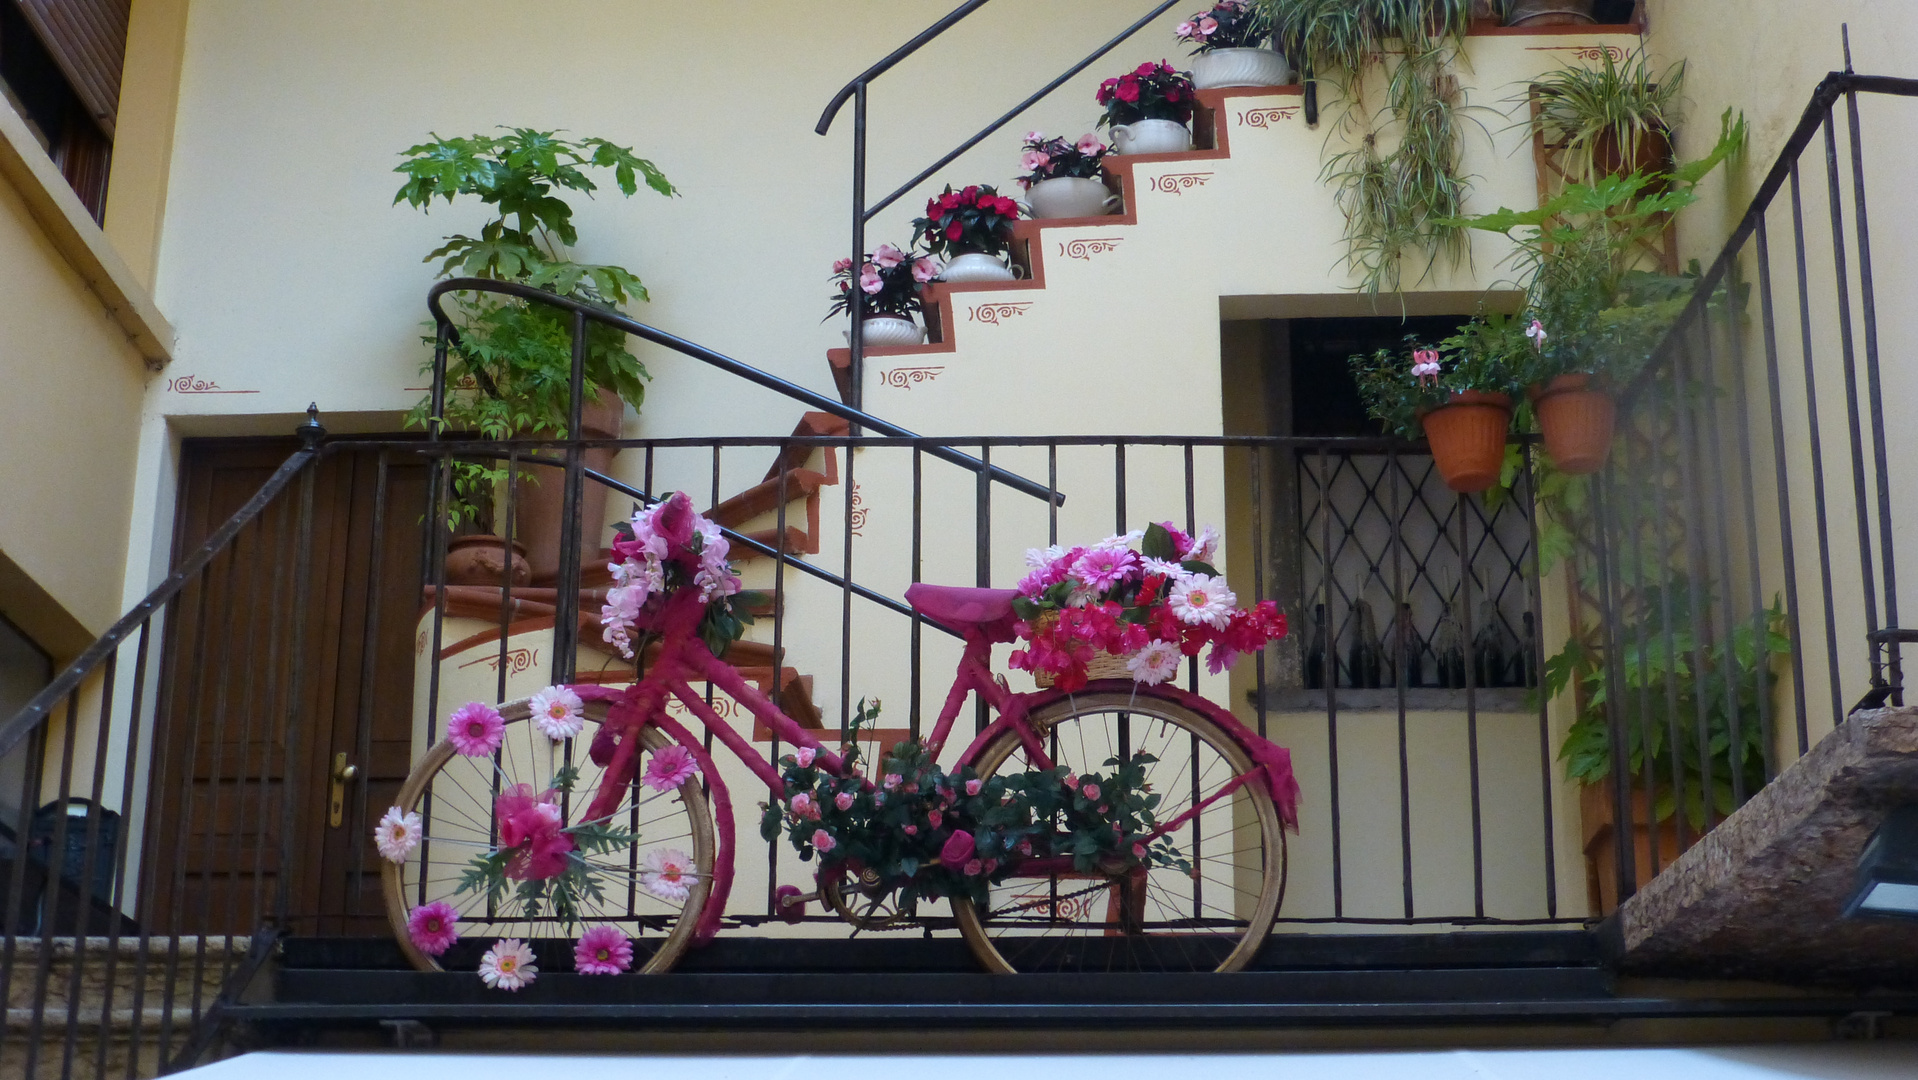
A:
[
  {"left": 478, "top": 938, "right": 538, "bottom": 991},
  {"left": 1168, "top": 573, "right": 1236, "bottom": 630},
  {"left": 639, "top": 847, "right": 695, "bottom": 902},
  {"left": 528, "top": 685, "right": 585, "bottom": 740},
  {"left": 1025, "top": 544, "right": 1069, "bottom": 570},
  {"left": 1125, "top": 640, "right": 1183, "bottom": 685},
  {"left": 373, "top": 805, "right": 422, "bottom": 863}
]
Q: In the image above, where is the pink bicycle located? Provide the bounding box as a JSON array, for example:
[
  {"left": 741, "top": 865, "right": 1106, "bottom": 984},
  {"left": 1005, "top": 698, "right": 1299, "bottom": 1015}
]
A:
[{"left": 380, "top": 494, "right": 1297, "bottom": 976}]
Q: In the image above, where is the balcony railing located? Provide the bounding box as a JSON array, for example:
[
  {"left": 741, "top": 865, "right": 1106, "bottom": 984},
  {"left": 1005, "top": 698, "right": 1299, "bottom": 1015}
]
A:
[{"left": 7, "top": 68, "right": 1918, "bottom": 1076}]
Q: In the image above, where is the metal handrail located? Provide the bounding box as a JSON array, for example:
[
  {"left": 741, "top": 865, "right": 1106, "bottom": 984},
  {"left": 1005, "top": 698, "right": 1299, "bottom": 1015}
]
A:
[
  {"left": 424, "top": 277, "right": 1061, "bottom": 507},
  {"left": 814, "top": 0, "right": 1182, "bottom": 413},
  {"left": 0, "top": 411, "right": 327, "bottom": 755}
]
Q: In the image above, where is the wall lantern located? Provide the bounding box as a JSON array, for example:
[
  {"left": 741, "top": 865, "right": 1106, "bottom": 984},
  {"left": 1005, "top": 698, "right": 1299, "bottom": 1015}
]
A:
[{"left": 1844, "top": 805, "right": 1918, "bottom": 919}]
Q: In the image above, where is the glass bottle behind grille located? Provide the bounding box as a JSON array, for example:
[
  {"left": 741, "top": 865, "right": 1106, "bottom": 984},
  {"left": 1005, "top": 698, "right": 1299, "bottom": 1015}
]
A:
[
  {"left": 1433, "top": 599, "right": 1466, "bottom": 689},
  {"left": 1303, "top": 602, "right": 1327, "bottom": 690},
  {"left": 1385, "top": 601, "right": 1422, "bottom": 688},
  {"left": 1347, "top": 599, "right": 1383, "bottom": 690},
  {"left": 1473, "top": 600, "right": 1513, "bottom": 689}
]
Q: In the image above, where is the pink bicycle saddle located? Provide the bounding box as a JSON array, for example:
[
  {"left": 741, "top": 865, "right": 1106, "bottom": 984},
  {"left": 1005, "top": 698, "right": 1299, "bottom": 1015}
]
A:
[{"left": 905, "top": 583, "right": 1021, "bottom": 642}]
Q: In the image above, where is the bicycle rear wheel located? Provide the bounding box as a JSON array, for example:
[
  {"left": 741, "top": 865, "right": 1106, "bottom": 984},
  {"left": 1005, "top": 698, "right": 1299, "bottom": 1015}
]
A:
[
  {"left": 952, "top": 689, "right": 1285, "bottom": 973},
  {"left": 382, "top": 697, "right": 714, "bottom": 974}
]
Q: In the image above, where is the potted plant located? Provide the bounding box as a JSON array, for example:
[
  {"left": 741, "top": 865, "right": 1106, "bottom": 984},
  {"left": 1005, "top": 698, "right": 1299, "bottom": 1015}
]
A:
[
  {"left": 1015, "top": 132, "right": 1120, "bottom": 219},
  {"left": 912, "top": 184, "right": 1024, "bottom": 282},
  {"left": 826, "top": 244, "right": 941, "bottom": 346},
  {"left": 1348, "top": 318, "right": 1525, "bottom": 493},
  {"left": 1526, "top": 48, "right": 1686, "bottom": 185},
  {"left": 1546, "top": 581, "right": 1788, "bottom": 913},
  {"left": 1501, "top": 0, "right": 1595, "bottom": 26},
  {"left": 1179, "top": 1, "right": 1290, "bottom": 89},
  {"left": 1453, "top": 115, "right": 1746, "bottom": 474},
  {"left": 1097, "top": 62, "right": 1199, "bottom": 155},
  {"left": 396, "top": 128, "right": 675, "bottom": 579}
]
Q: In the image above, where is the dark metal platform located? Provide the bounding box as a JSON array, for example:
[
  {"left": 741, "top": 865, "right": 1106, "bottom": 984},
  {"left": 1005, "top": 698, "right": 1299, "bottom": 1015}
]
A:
[{"left": 224, "top": 934, "right": 1918, "bottom": 1033}]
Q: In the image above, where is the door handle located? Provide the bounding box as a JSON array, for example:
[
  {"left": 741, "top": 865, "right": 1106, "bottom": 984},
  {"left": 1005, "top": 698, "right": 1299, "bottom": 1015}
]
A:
[{"left": 329, "top": 751, "right": 358, "bottom": 828}]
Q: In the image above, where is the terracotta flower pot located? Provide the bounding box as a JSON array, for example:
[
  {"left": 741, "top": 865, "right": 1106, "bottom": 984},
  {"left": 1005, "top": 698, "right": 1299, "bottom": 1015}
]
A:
[
  {"left": 1580, "top": 783, "right": 1697, "bottom": 915},
  {"left": 1529, "top": 374, "right": 1616, "bottom": 475},
  {"left": 1419, "top": 391, "right": 1513, "bottom": 493},
  {"left": 443, "top": 535, "right": 531, "bottom": 587},
  {"left": 513, "top": 387, "right": 623, "bottom": 584}
]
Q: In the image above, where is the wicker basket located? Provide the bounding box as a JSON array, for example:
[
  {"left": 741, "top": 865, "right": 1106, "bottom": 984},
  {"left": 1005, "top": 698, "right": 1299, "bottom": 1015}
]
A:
[
  {"left": 1029, "top": 611, "right": 1136, "bottom": 688},
  {"left": 1034, "top": 651, "right": 1133, "bottom": 688}
]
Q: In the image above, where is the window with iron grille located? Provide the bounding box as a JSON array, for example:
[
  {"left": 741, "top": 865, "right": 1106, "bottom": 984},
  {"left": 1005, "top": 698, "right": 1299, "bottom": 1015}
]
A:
[{"left": 1276, "top": 317, "right": 1539, "bottom": 699}]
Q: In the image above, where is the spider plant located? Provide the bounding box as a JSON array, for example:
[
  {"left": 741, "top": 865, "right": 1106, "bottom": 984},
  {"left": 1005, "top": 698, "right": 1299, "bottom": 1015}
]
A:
[
  {"left": 1526, "top": 46, "right": 1686, "bottom": 184},
  {"left": 1261, "top": 0, "right": 1475, "bottom": 295}
]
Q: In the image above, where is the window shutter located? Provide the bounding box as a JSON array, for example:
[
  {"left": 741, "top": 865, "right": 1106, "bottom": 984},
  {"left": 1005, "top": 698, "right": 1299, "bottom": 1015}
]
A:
[{"left": 12, "top": 0, "right": 130, "bottom": 138}]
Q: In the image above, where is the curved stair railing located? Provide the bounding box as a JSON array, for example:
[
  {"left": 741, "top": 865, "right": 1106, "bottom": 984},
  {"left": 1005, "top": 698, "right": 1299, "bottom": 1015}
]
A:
[{"left": 815, "top": 0, "right": 1186, "bottom": 412}]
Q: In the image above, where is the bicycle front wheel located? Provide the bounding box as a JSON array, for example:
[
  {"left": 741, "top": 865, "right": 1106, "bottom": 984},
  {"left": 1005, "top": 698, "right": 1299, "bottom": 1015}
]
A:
[
  {"left": 382, "top": 697, "right": 715, "bottom": 974},
  {"left": 953, "top": 689, "right": 1286, "bottom": 973}
]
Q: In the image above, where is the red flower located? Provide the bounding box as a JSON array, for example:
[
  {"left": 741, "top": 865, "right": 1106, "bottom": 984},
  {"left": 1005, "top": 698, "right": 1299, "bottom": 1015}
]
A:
[
  {"left": 1136, "top": 62, "right": 1158, "bottom": 77},
  {"left": 960, "top": 185, "right": 980, "bottom": 201},
  {"left": 945, "top": 221, "right": 964, "bottom": 241},
  {"left": 976, "top": 192, "right": 995, "bottom": 209},
  {"left": 1159, "top": 61, "right": 1176, "bottom": 75},
  {"left": 994, "top": 196, "right": 1018, "bottom": 217},
  {"left": 1115, "top": 77, "right": 1141, "bottom": 104},
  {"left": 1137, "top": 573, "right": 1165, "bottom": 606},
  {"left": 1164, "top": 85, "right": 1182, "bottom": 103}
]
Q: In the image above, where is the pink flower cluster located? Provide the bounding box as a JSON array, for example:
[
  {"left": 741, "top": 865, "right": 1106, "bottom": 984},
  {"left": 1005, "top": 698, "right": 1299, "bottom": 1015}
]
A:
[
  {"left": 1411, "top": 347, "right": 1441, "bottom": 385},
  {"left": 1015, "top": 131, "right": 1111, "bottom": 190},
  {"left": 494, "top": 783, "right": 575, "bottom": 881},
  {"left": 601, "top": 492, "right": 741, "bottom": 658},
  {"left": 1175, "top": 1, "right": 1265, "bottom": 52},
  {"left": 1007, "top": 524, "right": 1287, "bottom": 692}
]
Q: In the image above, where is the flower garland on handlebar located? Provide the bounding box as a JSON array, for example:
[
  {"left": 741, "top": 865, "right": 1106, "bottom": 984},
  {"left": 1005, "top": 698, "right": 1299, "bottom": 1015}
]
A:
[
  {"left": 1009, "top": 522, "right": 1288, "bottom": 692},
  {"left": 764, "top": 702, "right": 1188, "bottom": 908},
  {"left": 599, "top": 491, "right": 765, "bottom": 661}
]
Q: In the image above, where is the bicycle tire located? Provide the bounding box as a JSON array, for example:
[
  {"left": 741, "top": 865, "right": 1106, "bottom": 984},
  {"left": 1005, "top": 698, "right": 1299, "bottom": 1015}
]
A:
[
  {"left": 952, "top": 688, "right": 1286, "bottom": 974},
  {"left": 382, "top": 697, "right": 715, "bottom": 975}
]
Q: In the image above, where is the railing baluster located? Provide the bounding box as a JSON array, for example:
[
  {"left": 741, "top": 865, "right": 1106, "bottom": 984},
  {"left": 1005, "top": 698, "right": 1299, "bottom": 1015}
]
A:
[{"left": 1756, "top": 214, "right": 1815, "bottom": 755}]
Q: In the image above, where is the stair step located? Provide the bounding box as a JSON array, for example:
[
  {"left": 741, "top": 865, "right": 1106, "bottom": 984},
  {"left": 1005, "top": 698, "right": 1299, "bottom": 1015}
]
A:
[
  {"left": 732, "top": 525, "right": 812, "bottom": 561},
  {"left": 763, "top": 412, "right": 849, "bottom": 482},
  {"left": 707, "top": 468, "right": 827, "bottom": 530}
]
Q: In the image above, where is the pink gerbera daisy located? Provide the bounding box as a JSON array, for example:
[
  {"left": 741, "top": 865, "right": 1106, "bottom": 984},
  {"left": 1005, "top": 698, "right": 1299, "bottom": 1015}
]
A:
[
  {"left": 639, "top": 847, "right": 695, "bottom": 902},
  {"left": 528, "top": 685, "right": 584, "bottom": 741},
  {"left": 479, "top": 938, "right": 537, "bottom": 991},
  {"left": 446, "top": 702, "right": 504, "bottom": 756},
  {"left": 573, "top": 925, "right": 633, "bottom": 975},
  {"left": 1072, "top": 546, "right": 1138, "bottom": 592},
  {"left": 406, "top": 901, "right": 459, "bottom": 956},
  {"left": 374, "top": 805, "right": 422, "bottom": 862},
  {"left": 642, "top": 744, "right": 699, "bottom": 791}
]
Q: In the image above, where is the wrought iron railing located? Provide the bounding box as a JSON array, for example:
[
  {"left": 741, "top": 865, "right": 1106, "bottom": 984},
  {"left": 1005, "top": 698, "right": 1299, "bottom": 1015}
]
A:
[{"left": 1586, "top": 69, "right": 1918, "bottom": 904}]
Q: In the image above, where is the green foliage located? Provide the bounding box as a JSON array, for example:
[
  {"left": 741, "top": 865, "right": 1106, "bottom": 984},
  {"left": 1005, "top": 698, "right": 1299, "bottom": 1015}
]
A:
[
  {"left": 1524, "top": 46, "right": 1686, "bottom": 187},
  {"left": 768, "top": 701, "right": 1182, "bottom": 909},
  {"left": 1346, "top": 312, "right": 1529, "bottom": 440},
  {"left": 395, "top": 128, "right": 676, "bottom": 524},
  {"left": 1543, "top": 583, "right": 1789, "bottom": 827},
  {"left": 1448, "top": 110, "right": 1747, "bottom": 386},
  {"left": 1261, "top": 0, "right": 1475, "bottom": 295}
]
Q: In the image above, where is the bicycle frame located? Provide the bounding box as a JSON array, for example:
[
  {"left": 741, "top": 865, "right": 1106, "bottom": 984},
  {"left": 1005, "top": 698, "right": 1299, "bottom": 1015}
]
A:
[{"left": 571, "top": 586, "right": 1301, "bottom": 944}]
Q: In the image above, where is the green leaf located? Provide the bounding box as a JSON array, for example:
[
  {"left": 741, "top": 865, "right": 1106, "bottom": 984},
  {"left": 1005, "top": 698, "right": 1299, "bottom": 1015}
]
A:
[{"left": 1141, "top": 523, "right": 1179, "bottom": 561}]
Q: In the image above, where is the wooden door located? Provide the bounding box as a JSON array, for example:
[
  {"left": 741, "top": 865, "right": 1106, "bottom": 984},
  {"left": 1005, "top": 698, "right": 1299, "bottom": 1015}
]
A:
[{"left": 146, "top": 440, "right": 425, "bottom": 937}]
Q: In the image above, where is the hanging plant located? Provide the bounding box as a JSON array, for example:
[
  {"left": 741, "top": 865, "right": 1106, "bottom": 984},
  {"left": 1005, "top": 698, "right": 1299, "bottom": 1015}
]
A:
[{"left": 1259, "top": 0, "right": 1476, "bottom": 295}]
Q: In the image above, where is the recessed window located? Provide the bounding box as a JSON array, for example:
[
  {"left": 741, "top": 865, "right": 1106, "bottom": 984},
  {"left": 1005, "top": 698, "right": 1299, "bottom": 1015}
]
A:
[{"left": 0, "top": 1, "right": 130, "bottom": 223}]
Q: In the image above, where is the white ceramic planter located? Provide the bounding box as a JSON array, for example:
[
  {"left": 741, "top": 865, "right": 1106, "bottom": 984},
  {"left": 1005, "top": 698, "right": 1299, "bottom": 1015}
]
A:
[
  {"left": 1190, "top": 48, "right": 1292, "bottom": 90},
  {"left": 844, "top": 315, "right": 925, "bottom": 347},
  {"left": 1025, "top": 177, "right": 1121, "bottom": 219},
  {"left": 1110, "top": 119, "right": 1192, "bottom": 156},
  {"left": 937, "top": 252, "right": 1019, "bottom": 283}
]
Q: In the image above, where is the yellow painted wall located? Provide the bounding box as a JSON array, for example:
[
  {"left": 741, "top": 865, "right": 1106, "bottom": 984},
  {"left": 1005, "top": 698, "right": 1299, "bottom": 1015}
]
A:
[
  {"left": 0, "top": 165, "right": 149, "bottom": 646},
  {"left": 1646, "top": 2, "right": 1918, "bottom": 755}
]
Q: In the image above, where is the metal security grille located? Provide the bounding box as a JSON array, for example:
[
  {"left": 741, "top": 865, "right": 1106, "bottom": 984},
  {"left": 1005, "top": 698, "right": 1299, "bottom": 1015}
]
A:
[{"left": 1297, "top": 450, "right": 1538, "bottom": 692}]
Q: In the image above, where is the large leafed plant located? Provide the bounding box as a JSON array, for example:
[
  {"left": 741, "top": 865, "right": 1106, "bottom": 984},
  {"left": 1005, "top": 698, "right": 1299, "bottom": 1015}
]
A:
[{"left": 395, "top": 128, "right": 676, "bottom": 523}]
